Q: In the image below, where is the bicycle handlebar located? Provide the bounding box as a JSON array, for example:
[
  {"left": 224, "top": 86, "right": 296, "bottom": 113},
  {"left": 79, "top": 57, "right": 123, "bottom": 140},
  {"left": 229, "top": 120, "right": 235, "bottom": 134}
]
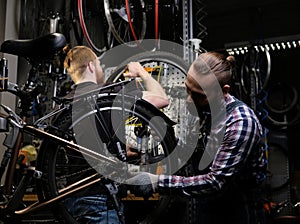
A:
[{"left": 0, "top": 104, "right": 25, "bottom": 128}]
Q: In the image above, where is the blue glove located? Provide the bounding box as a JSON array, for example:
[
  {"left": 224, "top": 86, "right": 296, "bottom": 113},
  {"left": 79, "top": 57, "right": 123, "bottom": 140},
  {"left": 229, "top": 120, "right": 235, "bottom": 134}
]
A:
[{"left": 126, "top": 172, "right": 159, "bottom": 198}]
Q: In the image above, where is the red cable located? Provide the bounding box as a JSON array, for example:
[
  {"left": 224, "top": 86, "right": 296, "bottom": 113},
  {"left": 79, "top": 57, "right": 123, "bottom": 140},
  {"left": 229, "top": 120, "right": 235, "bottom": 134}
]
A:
[
  {"left": 125, "top": 0, "right": 139, "bottom": 45},
  {"left": 155, "top": 0, "right": 159, "bottom": 46}
]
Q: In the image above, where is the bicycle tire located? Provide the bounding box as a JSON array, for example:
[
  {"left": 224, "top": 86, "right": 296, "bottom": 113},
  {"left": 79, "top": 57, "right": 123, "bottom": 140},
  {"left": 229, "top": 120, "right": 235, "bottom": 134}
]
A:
[
  {"left": 240, "top": 49, "right": 271, "bottom": 95},
  {"left": 36, "top": 94, "right": 177, "bottom": 223},
  {"left": 107, "top": 51, "right": 189, "bottom": 80},
  {"left": 103, "top": 0, "right": 147, "bottom": 47},
  {"left": 78, "top": 0, "right": 111, "bottom": 54},
  {"left": 265, "top": 142, "right": 290, "bottom": 192},
  {"left": 20, "top": 0, "right": 40, "bottom": 39},
  {"left": 272, "top": 215, "right": 300, "bottom": 223},
  {"left": 264, "top": 83, "right": 300, "bottom": 127},
  {"left": 71, "top": 0, "right": 84, "bottom": 45}
]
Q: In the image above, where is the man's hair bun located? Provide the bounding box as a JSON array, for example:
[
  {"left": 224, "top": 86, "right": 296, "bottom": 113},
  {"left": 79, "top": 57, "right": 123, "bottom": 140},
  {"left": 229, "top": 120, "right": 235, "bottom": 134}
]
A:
[{"left": 226, "top": 55, "right": 235, "bottom": 62}]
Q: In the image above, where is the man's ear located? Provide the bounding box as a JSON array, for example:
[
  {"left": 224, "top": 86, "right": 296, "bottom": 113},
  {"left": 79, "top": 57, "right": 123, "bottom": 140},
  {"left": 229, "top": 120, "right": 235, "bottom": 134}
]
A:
[
  {"left": 222, "top": 84, "right": 230, "bottom": 93},
  {"left": 87, "top": 61, "right": 95, "bottom": 73}
]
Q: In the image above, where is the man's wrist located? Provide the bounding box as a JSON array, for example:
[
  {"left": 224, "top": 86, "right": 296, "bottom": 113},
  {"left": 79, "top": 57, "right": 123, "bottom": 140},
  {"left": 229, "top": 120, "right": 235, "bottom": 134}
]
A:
[{"left": 138, "top": 70, "right": 151, "bottom": 80}]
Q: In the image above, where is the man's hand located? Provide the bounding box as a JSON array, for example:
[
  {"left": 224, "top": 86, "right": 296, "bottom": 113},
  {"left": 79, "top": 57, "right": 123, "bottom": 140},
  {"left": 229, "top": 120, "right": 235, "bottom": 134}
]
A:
[
  {"left": 126, "top": 172, "right": 159, "bottom": 198},
  {"left": 124, "top": 62, "right": 169, "bottom": 109},
  {"left": 124, "top": 62, "right": 147, "bottom": 79}
]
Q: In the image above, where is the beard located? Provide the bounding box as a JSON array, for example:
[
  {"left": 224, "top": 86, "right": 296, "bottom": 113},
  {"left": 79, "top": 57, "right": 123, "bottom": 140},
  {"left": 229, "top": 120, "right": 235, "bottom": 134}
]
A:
[{"left": 186, "top": 101, "right": 211, "bottom": 117}]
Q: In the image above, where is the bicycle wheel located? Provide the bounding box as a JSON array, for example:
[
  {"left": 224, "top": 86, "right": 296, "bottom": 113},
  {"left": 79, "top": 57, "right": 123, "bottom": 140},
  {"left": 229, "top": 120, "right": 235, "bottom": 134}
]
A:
[
  {"left": 264, "top": 82, "right": 300, "bottom": 127},
  {"left": 107, "top": 51, "right": 199, "bottom": 223},
  {"left": 240, "top": 49, "right": 271, "bottom": 96},
  {"left": 20, "top": 0, "right": 41, "bottom": 39},
  {"left": 36, "top": 94, "right": 177, "bottom": 223},
  {"left": 77, "top": 0, "right": 112, "bottom": 54},
  {"left": 107, "top": 51, "right": 190, "bottom": 145},
  {"left": 104, "top": 0, "right": 147, "bottom": 47}
]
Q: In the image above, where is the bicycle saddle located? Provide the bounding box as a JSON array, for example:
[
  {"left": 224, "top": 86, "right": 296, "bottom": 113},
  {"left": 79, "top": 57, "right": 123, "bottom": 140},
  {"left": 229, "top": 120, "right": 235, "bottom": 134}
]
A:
[{"left": 0, "top": 33, "right": 66, "bottom": 60}]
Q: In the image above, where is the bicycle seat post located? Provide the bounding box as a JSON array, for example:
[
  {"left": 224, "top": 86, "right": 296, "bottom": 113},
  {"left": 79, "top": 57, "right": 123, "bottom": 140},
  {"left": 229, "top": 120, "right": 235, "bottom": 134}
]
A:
[{"left": 0, "top": 58, "right": 8, "bottom": 91}]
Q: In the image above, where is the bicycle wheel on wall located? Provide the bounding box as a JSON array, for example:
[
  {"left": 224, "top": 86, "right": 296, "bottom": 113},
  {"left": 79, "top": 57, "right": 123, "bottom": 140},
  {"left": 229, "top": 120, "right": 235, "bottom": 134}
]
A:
[
  {"left": 36, "top": 94, "right": 177, "bottom": 223},
  {"left": 264, "top": 82, "right": 300, "bottom": 127},
  {"left": 239, "top": 49, "right": 271, "bottom": 96},
  {"left": 104, "top": 0, "right": 147, "bottom": 47},
  {"left": 77, "top": 0, "right": 112, "bottom": 54}
]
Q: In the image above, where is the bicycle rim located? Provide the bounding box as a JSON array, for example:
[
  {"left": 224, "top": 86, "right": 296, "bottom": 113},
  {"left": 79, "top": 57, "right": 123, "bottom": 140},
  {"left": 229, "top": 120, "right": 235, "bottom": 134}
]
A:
[
  {"left": 104, "top": 0, "right": 146, "bottom": 47},
  {"left": 240, "top": 50, "right": 271, "bottom": 96},
  {"left": 107, "top": 51, "right": 189, "bottom": 146},
  {"left": 77, "top": 0, "right": 111, "bottom": 54}
]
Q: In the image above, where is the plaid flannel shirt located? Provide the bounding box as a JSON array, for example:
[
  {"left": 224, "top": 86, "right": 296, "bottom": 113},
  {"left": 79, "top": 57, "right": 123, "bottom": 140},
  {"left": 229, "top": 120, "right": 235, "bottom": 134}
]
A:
[{"left": 158, "top": 94, "right": 266, "bottom": 194}]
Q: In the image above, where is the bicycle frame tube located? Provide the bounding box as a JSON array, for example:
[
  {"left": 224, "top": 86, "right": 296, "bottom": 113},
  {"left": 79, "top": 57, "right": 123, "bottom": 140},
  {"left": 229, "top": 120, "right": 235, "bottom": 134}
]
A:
[
  {"left": 3, "top": 129, "right": 22, "bottom": 195},
  {"left": 15, "top": 174, "right": 102, "bottom": 215},
  {"left": 23, "top": 125, "right": 118, "bottom": 165}
]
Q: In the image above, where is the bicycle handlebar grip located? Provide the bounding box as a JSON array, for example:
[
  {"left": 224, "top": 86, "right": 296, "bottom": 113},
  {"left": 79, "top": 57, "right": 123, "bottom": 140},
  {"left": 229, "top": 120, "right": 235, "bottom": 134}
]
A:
[{"left": 0, "top": 58, "right": 8, "bottom": 91}]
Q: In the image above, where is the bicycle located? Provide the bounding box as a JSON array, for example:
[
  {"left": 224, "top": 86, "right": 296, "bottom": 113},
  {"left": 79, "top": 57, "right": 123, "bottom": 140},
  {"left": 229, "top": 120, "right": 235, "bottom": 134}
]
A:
[
  {"left": 0, "top": 33, "right": 178, "bottom": 223},
  {"left": 107, "top": 50, "right": 209, "bottom": 224}
]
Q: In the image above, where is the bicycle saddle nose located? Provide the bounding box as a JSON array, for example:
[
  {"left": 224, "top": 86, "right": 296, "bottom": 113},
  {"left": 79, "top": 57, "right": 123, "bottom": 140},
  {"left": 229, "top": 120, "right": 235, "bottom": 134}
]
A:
[{"left": 0, "top": 33, "right": 66, "bottom": 60}]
